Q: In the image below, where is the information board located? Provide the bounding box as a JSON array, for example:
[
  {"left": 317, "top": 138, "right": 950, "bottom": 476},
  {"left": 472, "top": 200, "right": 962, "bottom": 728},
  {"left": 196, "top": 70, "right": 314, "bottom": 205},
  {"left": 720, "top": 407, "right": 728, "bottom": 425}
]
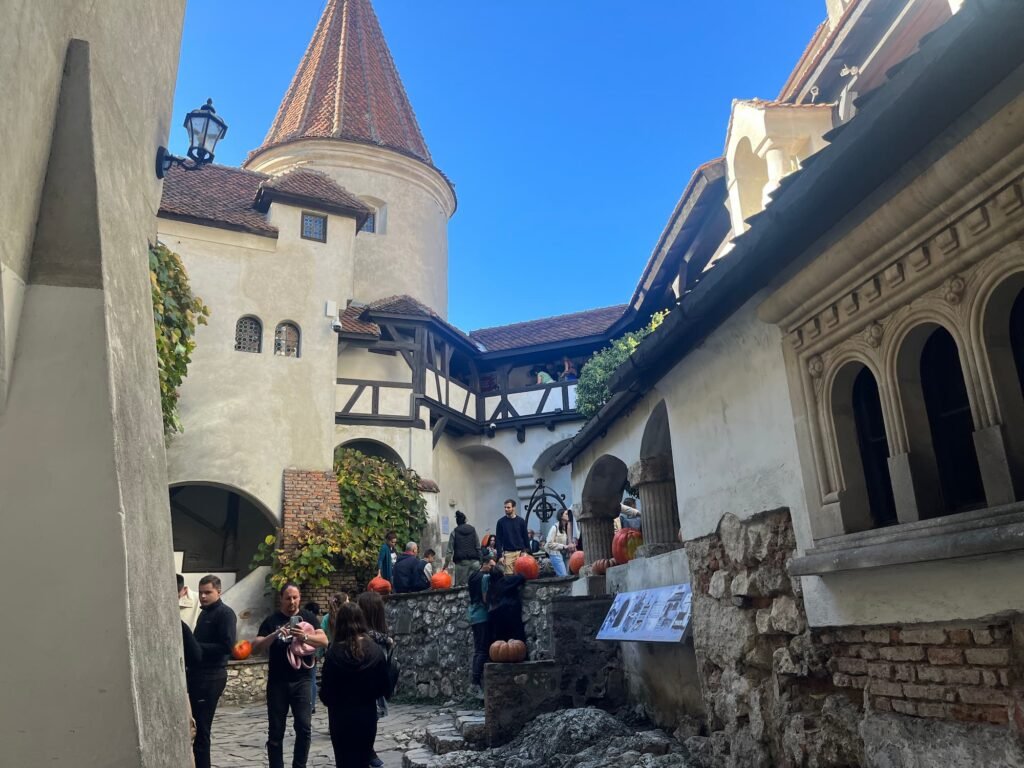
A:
[{"left": 596, "top": 583, "right": 692, "bottom": 643}]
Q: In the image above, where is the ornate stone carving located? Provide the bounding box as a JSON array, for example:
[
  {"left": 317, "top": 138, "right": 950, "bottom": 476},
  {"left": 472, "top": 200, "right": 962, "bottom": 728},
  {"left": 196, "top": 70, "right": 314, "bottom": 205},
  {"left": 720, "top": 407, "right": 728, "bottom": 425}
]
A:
[
  {"left": 944, "top": 275, "right": 966, "bottom": 305},
  {"left": 807, "top": 355, "right": 824, "bottom": 379},
  {"left": 862, "top": 322, "right": 883, "bottom": 348},
  {"left": 934, "top": 226, "right": 959, "bottom": 255}
]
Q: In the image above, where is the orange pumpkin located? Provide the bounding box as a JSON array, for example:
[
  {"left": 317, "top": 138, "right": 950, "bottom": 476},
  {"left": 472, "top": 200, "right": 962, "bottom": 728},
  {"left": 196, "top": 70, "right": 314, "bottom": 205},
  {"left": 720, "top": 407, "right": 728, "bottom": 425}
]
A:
[
  {"left": 612, "top": 528, "right": 643, "bottom": 564},
  {"left": 430, "top": 570, "right": 453, "bottom": 589},
  {"left": 591, "top": 557, "right": 617, "bottom": 576},
  {"left": 514, "top": 555, "right": 539, "bottom": 580},
  {"left": 231, "top": 640, "right": 252, "bottom": 661},
  {"left": 489, "top": 640, "right": 510, "bottom": 662},
  {"left": 506, "top": 639, "right": 528, "bottom": 662},
  {"left": 368, "top": 576, "right": 392, "bottom": 595},
  {"left": 568, "top": 550, "right": 585, "bottom": 575}
]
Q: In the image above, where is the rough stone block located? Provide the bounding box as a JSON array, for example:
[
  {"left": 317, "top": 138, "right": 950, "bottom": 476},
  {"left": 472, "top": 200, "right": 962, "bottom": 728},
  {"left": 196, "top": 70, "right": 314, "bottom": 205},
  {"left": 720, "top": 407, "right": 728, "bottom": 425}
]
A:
[
  {"left": 917, "top": 702, "right": 951, "bottom": 719},
  {"left": 862, "top": 710, "right": 1024, "bottom": 765},
  {"left": 948, "top": 628, "right": 973, "bottom": 646},
  {"left": 864, "top": 629, "right": 893, "bottom": 644},
  {"left": 755, "top": 608, "right": 772, "bottom": 634},
  {"left": 869, "top": 679, "right": 903, "bottom": 697},
  {"left": 944, "top": 667, "right": 982, "bottom": 686},
  {"left": 973, "top": 628, "right": 995, "bottom": 645},
  {"left": 770, "top": 596, "right": 805, "bottom": 635},
  {"left": 965, "top": 648, "right": 1010, "bottom": 666},
  {"left": 917, "top": 666, "right": 945, "bottom": 683},
  {"left": 892, "top": 699, "right": 917, "bottom": 715},
  {"left": 873, "top": 696, "right": 893, "bottom": 712},
  {"left": 927, "top": 647, "right": 964, "bottom": 666},
  {"left": 867, "top": 662, "right": 893, "bottom": 679},
  {"left": 854, "top": 643, "right": 880, "bottom": 660},
  {"left": 958, "top": 686, "right": 1011, "bottom": 706},
  {"left": 894, "top": 664, "right": 916, "bottom": 683},
  {"left": 836, "top": 628, "right": 865, "bottom": 643},
  {"left": 708, "top": 569, "right": 729, "bottom": 599},
  {"left": 902, "top": 683, "right": 955, "bottom": 702},
  {"left": 836, "top": 657, "right": 868, "bottom": 675},
  {"left": 900, "top": 628, "right": 948, "bottom": 645}
]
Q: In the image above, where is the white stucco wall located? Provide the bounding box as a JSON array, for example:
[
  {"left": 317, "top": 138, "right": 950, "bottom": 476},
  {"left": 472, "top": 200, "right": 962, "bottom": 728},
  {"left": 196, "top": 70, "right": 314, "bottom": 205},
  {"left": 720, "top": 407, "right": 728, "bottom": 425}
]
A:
[
  {"left": 246, "top": 140, "right": 454, "bottom": 318},
  {"left": 161, "top": 207, "right": 358, "bottom": 519}
]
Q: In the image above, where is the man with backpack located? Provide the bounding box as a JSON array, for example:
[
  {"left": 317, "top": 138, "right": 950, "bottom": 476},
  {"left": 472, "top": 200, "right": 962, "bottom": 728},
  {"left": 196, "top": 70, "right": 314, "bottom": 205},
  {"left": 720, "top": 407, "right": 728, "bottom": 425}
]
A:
[{"left": 445, "top": 510, "right": 481, "bottom": 586}]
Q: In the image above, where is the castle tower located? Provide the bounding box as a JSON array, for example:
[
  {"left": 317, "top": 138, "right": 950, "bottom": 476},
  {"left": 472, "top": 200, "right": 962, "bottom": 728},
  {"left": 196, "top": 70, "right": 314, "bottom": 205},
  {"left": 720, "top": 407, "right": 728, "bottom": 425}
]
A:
[{"left": 245, "top": 0, "right": 455, "bottom": 317}]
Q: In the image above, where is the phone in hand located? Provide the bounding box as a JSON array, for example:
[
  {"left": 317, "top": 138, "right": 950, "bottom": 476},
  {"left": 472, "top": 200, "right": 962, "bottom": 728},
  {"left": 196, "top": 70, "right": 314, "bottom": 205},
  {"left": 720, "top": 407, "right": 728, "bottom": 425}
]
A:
[{"left": 289, "top": 615, "right": 301, "bottom": 627}]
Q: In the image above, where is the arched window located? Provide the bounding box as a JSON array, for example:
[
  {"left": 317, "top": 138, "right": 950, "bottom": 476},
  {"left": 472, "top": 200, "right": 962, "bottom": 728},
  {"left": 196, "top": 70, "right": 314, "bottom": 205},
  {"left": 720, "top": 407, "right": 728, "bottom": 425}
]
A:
[
  {"left": 852, "top": 368, "right": 897, "bottom": 527},
  {"left": 274, "top": 322, "right": 300, "bottom": 358},
  {"left": 234, "top": 316, "right": 262, "bottom": 353},
  {"left": 831, "top": 362, "right": 895, "bottom": 531},
  {"left": 981, "top": 274, "right": 1024, "bottom": 496},
  {"left": 920, "top": 327, "right": 984, "bottom": 513}
]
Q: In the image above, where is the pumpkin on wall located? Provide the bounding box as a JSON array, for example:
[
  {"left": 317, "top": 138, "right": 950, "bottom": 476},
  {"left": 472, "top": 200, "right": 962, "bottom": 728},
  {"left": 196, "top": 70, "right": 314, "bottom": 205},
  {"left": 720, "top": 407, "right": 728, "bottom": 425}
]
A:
[
  {"left": 514, "top": 555, "right": 540, "bottom": 580},
  {"left": 612, "top": 528, "right": 643, "bottom": 564},
  {"left": 568, "top": 550, "right": 585, "bottom": 575},
  {"left": 591, "top": 558, "right": 616, "bottom": 576},
  {"left": 231, "top": 640, "right": 252, "bottom": 660},
  {"left": 506, "top": 639, "right": 527, "bottom": 662},
  {"left": 368, "top": 576, "right": 392, "bottom": 595},
  {"left": 489, "top": 640, "right": 510, "bottom": 662},
  {"left": 430, "top": 570, "right": 453, "bottom": 589}
]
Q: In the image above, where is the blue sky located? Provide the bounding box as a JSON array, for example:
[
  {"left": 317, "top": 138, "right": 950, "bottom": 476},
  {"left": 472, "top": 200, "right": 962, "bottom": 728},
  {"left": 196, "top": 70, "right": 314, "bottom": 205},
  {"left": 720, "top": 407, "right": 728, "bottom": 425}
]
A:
[{"left": 171, "top": 1, "right": 823, "bottom": 331}]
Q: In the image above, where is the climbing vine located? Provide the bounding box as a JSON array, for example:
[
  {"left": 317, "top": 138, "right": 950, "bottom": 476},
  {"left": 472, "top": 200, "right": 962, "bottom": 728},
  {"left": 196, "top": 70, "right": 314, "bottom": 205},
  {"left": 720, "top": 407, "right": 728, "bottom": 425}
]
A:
[
  {"left": 252, "top": 449, "right": 428, "bottom": 591},
  {"left": 150, "top": 243, "right": 209, "bottom": 435},
  {"left": 575, "top": 311, "right": 666, "bottom": 419}
]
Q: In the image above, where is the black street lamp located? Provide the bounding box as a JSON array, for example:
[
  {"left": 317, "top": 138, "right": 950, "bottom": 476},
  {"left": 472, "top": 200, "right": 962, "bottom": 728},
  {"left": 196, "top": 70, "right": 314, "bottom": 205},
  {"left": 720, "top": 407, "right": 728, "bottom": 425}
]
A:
[{"left": 156, "top": 98, "right": 228, "bottom": 178}]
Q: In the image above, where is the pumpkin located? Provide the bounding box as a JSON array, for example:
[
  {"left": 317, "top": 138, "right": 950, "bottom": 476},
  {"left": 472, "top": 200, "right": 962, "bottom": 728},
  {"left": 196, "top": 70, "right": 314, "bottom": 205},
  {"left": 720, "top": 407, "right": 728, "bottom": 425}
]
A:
[
  {"left": 368, "top": 576, "right": 392, "bottom": 595},
  {"left": 489, "top": 640, "right": 510, "bottom": 662},
  {"left": 568, "top": 550, "right": 585, "bottom": 575},
  {"left": 591, "top": 558, "right": 609, "bottom": 577},
  {"left": 612, "top": 528, "right": 643, "bottom": 564},
  {"left": 514, "top": 555, "right": 540, "bottom": 580},
  {"left": 430, "top": 570, "right": 453, "bottom": 589},
  {"left": 231, "top": 640, "right": 252, "bottom": 661},
  {"left": 506, "top": 639, "right": 528, "bottom": 662}
]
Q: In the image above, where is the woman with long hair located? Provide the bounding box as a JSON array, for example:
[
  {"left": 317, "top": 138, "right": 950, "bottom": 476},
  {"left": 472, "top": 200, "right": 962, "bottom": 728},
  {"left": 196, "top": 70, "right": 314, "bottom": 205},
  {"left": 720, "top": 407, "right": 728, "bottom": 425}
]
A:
[
  {"left": 357, "top": 591, "right": 394, "bottom": 767},
  {"left": 544, "top": 509, "right": 573, "bottom": 577},
  {"left": 319, "top": 602, "right": 389, "bottom": 768}
]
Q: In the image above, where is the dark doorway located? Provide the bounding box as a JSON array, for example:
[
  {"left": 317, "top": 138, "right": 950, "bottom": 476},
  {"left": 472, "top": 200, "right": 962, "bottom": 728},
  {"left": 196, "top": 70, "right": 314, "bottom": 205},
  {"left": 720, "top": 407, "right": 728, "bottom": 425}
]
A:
[
  {"left": 1010, "top": 287, "right": 1024, "bottom": 398},
  {"left": 920, "top": 328, "right": 985, "bottom": 514},
  {"left": 852, "top": 368, "right": 897, "bottom": 527}
]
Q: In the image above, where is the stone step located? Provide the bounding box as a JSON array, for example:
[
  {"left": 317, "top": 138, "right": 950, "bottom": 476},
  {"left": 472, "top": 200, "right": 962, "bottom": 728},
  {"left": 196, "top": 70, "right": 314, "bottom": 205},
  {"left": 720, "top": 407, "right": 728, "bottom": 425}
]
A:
[
  {"left": 425, "top": 722, "right": 467, "bottom": 755},
  {"left": 402, "top": 741, "right": 436, "bottom": 768},
  {"left": 454, "top": 712, "right": 486, "bottom": 745}
]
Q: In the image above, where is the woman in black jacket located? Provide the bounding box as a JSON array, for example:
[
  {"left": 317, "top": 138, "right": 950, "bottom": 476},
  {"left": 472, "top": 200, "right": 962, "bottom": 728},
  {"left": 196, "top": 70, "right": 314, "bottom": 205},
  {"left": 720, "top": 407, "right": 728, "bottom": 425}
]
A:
[
  {"left": 319, "top": 602, "right": 390, "bottom": 768},
  {"left": 487, "top": 568, "right": 527, "bottom": 642}
]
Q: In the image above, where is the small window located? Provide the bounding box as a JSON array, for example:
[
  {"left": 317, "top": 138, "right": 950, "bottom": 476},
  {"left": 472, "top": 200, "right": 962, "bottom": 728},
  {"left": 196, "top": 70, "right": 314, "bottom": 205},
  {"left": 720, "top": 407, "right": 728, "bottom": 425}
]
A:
[
  {"left": 234, "top": 316, "right": 262, "bottom": 353},
  {"left": 301, "top": 212, "right": 327, "bottom": 242},
  {"left": 359, "top": 212, "right": 376, "bottom": 234},
  {"left": 274, "top": 322, "right": 301, "bottom": 358}
]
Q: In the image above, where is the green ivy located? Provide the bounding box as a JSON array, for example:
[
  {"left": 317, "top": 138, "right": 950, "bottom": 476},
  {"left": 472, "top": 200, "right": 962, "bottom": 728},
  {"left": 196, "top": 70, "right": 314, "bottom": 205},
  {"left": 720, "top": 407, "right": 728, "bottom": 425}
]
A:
[
  {"left": 150, "top": 243, "right": 209, "bottom": 435},
  {"left": 252, "top": 449, "right": 428, "bottom": 592},
  {"left": 575, "top": 311, "right": 667, "bottom": 419}
]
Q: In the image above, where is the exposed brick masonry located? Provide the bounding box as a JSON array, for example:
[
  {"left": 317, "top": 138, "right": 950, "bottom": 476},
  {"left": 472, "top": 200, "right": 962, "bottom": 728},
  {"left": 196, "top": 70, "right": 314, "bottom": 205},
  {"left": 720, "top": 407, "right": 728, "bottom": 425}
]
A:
[{"left": 825, "top": 622, "right": 1018, "bottom": 725}]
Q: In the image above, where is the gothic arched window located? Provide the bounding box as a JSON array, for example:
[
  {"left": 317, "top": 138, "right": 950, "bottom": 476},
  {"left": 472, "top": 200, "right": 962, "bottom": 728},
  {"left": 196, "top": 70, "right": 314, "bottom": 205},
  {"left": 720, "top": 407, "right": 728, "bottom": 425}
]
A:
[
  {"left": 274, "top": 322, "right": 301, "bottom": 358},
  {"left": 234, "top": 316, "right": 262, "bottom": 353},
  {"left": 852, "top": 367, "right": 897, "bottom": 527}
]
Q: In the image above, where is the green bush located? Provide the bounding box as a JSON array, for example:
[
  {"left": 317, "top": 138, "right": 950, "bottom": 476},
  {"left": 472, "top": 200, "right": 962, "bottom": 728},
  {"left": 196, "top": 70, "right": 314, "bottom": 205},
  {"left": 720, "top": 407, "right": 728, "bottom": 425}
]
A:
[
  {"left": 252, "top": 449, "right": 428, "bottom": 591},
  {"left": 150, "top": 243, "right": 209, "bottom": 435},
  {"left": 575, "top": 311, "right": 666, "bottom": 419}
]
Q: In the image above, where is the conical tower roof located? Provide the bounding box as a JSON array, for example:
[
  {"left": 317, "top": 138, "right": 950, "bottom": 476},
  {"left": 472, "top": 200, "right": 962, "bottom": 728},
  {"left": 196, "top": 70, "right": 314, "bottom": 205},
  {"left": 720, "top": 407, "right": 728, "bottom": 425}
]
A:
[{"left": 250, "top": 0, "right": 432, "bottom": 165}]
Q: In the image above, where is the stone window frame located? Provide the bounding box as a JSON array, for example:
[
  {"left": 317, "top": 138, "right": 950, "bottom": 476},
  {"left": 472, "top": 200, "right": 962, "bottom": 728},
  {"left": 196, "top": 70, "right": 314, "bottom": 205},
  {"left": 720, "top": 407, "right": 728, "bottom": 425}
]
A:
[
  {"left": 274, "top": 321, "right": 301, "bottom": 358},
  {"left": 301, "top": 211, "right": 327, "bottom": 243},
  {"left": 234, "top": 315, "right": 263, "bottom": 353},
  {"left": 776, "top": 173, "right": 1024, "bottom": 572}
]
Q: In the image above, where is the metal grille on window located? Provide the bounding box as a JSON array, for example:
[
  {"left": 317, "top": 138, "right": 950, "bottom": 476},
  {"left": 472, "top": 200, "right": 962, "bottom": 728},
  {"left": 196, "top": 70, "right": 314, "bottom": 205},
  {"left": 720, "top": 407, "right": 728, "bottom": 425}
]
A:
[
  {"left": 234, "top": 316, "right": 262, "bottom": 353},
  {"left": 359, "top": 212, "right": 376, "bottom": 234},
  {"left": 274, "top": 322, "right": 300, "bottom": 358},
  {"left": 302, "top": 213, "right": 326, "bottom": 242}
]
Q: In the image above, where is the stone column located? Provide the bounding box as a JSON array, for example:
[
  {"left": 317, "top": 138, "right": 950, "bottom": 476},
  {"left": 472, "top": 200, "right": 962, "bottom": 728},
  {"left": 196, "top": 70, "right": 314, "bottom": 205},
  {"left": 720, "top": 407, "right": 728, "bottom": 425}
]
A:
[
  {"left": 576, "top": 500, "right": 617, "bottom": 565},
  {"left": 629, "top": 455, "right": 682, "bottom": 555}
]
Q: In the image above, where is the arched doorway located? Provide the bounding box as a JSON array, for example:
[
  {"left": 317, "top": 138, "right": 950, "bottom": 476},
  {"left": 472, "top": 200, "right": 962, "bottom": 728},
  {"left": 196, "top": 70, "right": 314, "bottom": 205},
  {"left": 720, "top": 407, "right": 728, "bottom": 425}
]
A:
[
  {"left": 169, "top": 483, "right": 276, "bottom": 590},
  {"left": 335, "top": 439, "right": 405, "bottom": 468},
  {"left": 636, "top": 401, "right": 679, "bottom": 545},
  {"left": 579, "top": 454, "right": 629, "bottom": 565}
]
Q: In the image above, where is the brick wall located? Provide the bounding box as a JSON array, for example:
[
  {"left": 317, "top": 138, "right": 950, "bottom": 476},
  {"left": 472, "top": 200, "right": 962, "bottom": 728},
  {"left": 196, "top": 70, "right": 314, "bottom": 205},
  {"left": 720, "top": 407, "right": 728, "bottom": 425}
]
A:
[
  {"left": 280, "top": 468, "right": 362, "bottom": 606},
  {"left": 825, "top": 621, "right": 1020, "bottom": 725}
]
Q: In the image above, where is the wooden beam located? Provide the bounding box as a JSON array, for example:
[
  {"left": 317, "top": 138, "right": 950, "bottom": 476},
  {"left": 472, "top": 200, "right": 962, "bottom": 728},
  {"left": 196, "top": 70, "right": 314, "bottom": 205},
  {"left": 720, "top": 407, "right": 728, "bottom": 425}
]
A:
[
  {"left": 432, "top": 415, "right": 449, "bottom": 447},
  {"left": 341, "top": 385, "right": 365, "bottom": 413}
]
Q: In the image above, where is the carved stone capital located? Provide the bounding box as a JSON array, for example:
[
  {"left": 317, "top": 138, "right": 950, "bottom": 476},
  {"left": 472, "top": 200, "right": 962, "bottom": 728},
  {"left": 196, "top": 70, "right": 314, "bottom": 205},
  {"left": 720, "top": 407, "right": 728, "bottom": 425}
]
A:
[
  {"left": 628, "top": 455, "right": 675, "bottom": 487},
  {"left": 944, "top": 275, "right": 966, "bottom": 305},
  {"left": 862, "top": 322, "right": 883, "bottom": 348},
  {"left": 807, "top": 355, "right": 824, "bottom": 379}
]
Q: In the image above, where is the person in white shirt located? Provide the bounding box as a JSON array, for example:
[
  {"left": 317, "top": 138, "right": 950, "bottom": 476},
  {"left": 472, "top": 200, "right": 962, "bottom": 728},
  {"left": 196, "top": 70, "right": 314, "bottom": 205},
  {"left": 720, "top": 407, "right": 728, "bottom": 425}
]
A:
[
  {"left": 178, "top": 573, "right": 201, "bottom": 629},
  {"left": 544, "top": 510, "right": 573, "bottom": 577}
]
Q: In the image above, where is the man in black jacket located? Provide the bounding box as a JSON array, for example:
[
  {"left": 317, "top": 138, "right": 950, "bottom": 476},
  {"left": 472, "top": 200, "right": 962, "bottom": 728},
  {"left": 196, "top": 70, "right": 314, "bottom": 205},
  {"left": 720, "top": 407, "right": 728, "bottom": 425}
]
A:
[
  {"left": 189, "top": 575, "right": 237, "bottom": 768},
  {"left": 392, "top": 542, "right": 430, "bottom": 593},
  {"left": 444, "top": 511, "right": 480, "bottom": 586}
]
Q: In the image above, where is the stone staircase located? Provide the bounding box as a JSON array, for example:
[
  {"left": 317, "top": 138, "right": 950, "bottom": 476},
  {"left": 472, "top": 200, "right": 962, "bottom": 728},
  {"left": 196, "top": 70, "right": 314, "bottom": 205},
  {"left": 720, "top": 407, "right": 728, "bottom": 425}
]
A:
[{"left": 403, "top": 709, "right": 486, "bottom": 767}]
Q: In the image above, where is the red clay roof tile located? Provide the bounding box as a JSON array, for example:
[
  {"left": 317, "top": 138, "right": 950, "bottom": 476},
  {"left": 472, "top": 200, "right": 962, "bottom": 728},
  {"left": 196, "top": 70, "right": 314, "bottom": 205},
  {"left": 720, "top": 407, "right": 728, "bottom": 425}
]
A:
[
  {"left": 469, "top": 305, "right": 628, "bottom": 352},
  {"left": 158, "top": 164, "right": 278, "bottom": 237}
]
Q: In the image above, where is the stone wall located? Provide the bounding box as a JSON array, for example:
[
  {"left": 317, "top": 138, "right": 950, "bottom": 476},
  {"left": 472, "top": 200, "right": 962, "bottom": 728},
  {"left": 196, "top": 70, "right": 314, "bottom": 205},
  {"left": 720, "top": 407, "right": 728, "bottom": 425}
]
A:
[
  {"left": 383, "top": 577, "right": 574, "bottom": 701},
  {"left": 484, "top": 660, "right": 564, "bottom": 746},
  {"left": 221, "top": 659, "right": 269, "bottom": 706},
  {"left": 551, "top": 594, "right": 625, "bottom": 709}
]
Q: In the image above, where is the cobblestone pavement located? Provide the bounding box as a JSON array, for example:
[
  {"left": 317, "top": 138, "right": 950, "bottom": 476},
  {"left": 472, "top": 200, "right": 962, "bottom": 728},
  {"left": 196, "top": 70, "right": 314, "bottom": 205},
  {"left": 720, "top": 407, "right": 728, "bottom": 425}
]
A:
[{"left": 211, "top": 701, "right": 442, "bottom": 768}]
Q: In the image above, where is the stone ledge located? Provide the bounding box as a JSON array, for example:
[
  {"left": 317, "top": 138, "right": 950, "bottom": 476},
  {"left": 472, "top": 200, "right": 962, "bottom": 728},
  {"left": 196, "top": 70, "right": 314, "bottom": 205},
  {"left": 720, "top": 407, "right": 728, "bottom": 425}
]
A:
[{"left": 790, "top": 503, "right": 1024, "bottom": 576}]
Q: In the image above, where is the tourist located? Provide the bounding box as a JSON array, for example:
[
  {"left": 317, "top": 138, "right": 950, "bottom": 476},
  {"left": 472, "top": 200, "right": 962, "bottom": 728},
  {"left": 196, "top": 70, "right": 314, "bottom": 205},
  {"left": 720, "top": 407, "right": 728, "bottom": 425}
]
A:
[
  {"left": 526, "top": 529, "right": 541, "bottom": 555},
  {"left": 178, "top": 578, "right": 202, "bottom": 764},
  {"left": 376, "top": 530, "right": 399, "bottom": 585},
  {"left": 444, "top": 510, "right": 481, "bottom": 586},
  {"left": 488, "top": 567, "right": 527, "bottom": 642},
  {"left": 559, "top": 356, "right": 578, "bottom": 382},
  {"left": 620, "top": 497, "right": 642, "bottom": 530},
  {"left": 321, "top": 593, "right": 348, "bottom": 642},
  {"left": 189, "top": 575, "right": 237, "bottom": 768},
  {"left": 392, "top": 542, "right": 430, "bottom": 593},
  {"left": 467, "top": 551, "right": 496, "bottom": 698},
  {"left": 319, "top": 602, "right": 390, "bottom": 768},
  {"left": 544, "top": 510, "right": 573, "bottom": 577},
  {"left": 178, "top": 573, "right": 200, "bottom": 629},
  {"left": 495, "top": 499, "right": 529, "bottom": 574},
  {"left": 422, "top": 549, "right": 437, "bottom": 581},
  {"left": 357, "top": 590, "right": 394, "bottom": 767},
  {"left": 482, "top": 533, "right": 498, "bottom": 562},
  {"left": 253, "top": 583, "right": 329, "bottom": 768},
  {"left": 529, "top": 366, "right": 554, "bottom": 385}
]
